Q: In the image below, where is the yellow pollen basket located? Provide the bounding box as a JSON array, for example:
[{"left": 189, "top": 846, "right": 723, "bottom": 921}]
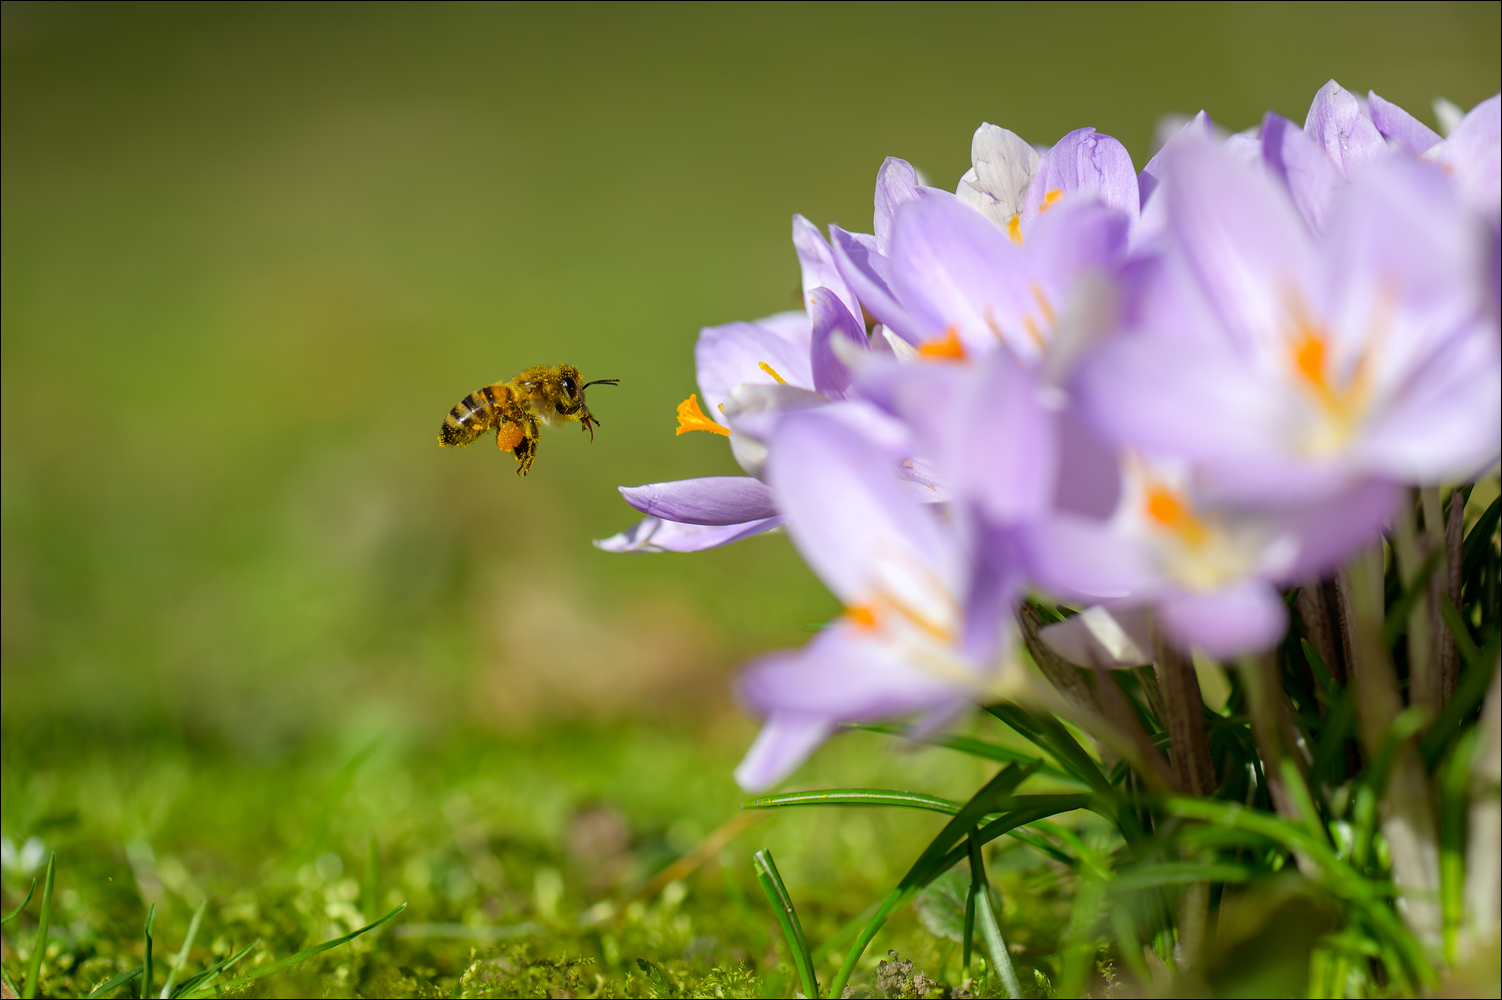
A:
[
  {"left": 1145, "top": 485, "right": 1210, "bottom": 549},
  {"left": 918, "top": 328, "right": 967, "bottom": 360},
  {"left": 675, "top": 394, "right": 731, "bottom": 437},
  {"left": 757, "top": 361, "right": 789, "bottom": 385}
]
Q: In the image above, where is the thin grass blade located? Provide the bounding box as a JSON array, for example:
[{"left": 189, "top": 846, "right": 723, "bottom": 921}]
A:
[
  {"left": 85, "top": 966, "right": 142, "bottom": 999},
  {"left": 1, "top": 879, "right": 35, "bottom": 926},
  {"left": 141, "top": 902, "right": 156, "bottom": 1000},
  {"left": 744, "top": 788, "right": 962, "bottom": 815},
  {"left": 168, "top": 940, "right": 257, "bottom": 998},
  {"left": 751, "top": 850, "right": 817, "bottom": 999},
  {"left": 20, "top": 852, "right": 54, "bottom": 1000},
  {"left": 968, "top": 832, "right": 1020, "bottom": 999},
  {"left": 159, "top": 898, "right": 207, "bottom": 998},
  {"left": 181, "top": 902, "right": 405, "bottom": 997}
]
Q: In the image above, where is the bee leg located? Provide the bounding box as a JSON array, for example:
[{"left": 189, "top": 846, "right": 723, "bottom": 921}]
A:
[
  {"left": 580, "top": 411, "right": 598, "bottom": 443},
  {"left": 513, "top": 419, "right": 541, "bottom": 476}
]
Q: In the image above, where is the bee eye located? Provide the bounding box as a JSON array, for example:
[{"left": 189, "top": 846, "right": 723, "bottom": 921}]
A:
[{"left": 562, "top": 377, "right": 577, "bottom": 395}]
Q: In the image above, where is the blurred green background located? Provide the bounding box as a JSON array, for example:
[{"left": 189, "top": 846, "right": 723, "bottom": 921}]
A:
[
  {"left": 2, "top": 4, "right": 1499, "bottom": 992},
  {"left": 5, "top": 0, "right": 1498, "bottom": 746}
]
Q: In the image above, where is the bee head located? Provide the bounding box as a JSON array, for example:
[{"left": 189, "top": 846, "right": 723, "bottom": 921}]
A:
[{"left": 556, "top": 364, "right": 585, "bottom": 408}]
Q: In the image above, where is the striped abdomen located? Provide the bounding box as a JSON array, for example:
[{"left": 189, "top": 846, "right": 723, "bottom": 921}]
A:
[{"left": 439, "top": 382, "right": 514, "bottom": 447}]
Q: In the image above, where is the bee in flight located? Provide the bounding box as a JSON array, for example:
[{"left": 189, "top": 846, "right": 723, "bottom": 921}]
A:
[{"left": 438, "top": 364, "right": 619, "bottom": 476}]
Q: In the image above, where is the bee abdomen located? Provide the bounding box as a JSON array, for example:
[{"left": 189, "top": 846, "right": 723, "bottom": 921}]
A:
[{"left": 438, "top": 383, "right": 510, "bottom": 447}]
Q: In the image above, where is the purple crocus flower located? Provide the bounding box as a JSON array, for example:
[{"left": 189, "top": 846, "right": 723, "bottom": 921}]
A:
[
  {"left": 1077, "top": 134, "right": 1501, "bottom": 505},
  {"left": 1022, "top": 453, "right": 1399, "bottom": 656},
  {"left": 734, "top": 406, "right": 1024, "bottom": 790},
  {"left": 831, "top": 125, "right": 1138, "bottom": 350},
  {"left": 598, "top": 213, "right": 878, "bottom": 553}
]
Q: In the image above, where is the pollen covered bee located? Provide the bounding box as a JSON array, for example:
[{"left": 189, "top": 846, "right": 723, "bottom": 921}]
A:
[{"left": 438, "top": 364, "right": 619, "bottom": 476}]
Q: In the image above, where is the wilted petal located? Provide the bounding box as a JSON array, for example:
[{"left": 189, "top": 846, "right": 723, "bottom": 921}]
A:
[
  {"left": 956, "top": 123, "right": 1041, "bottom": 230},
  {"left": 619, "top": 477, "right": 778, "bottom": 525},
  {"left": 1158, "top": 580, "right": 1289, "bottom": 657},
  {"left": 1304, "top": 79, "right": 1386, "bottom": 178},
  {"left": 594, "top": 515, "right": 782, "bottom": 553},
  {"left": 1261, "top": 111, "right": 1342, "bottom": 233},
  {"left": 1368, "top": 91, "right": 1442, "bottom": 154}
]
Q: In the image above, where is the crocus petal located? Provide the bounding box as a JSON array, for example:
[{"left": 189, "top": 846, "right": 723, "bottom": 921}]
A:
[
  {"left": 955, "top": 122, "right": 1041, "bottom": 230},
  {"left": 1051, "top": 404, "right": 1122, "bottom": 519},
  {"left": 1279, "top": 479, "right": 1401, "bottom": 580},
  {"left": 1158, "top": 580, "right": 1289, "bottom": 657},
  {"left": 739, "top": 626, "right": 962, "bottom": 723},
  {"left": 1304, "top": 79, "right": 1386, "bottom": 178},
  {"left": 619, "top": 477, "right": 778, "bottom": 525},
  {"left": 961, "top": 521, "right": 1027, "bottom": 662},
  {"left": 889, "top": 351, "right": 1055, "bottom": 523},
  {"left": 768, "top": 409, "right": 960, "bottom": 609},
  {"left": 1138, "top": 111, "right": 1213, "bottom": 206},
  {"left": 829, "top": 226, "right": 921, "bottom": 343},
  {"left": 1021, "top": 127, "right": 1140, "bottom": 234},
  {"left": 889, "top": 191, "right": 1026, "bottom": 353},
  {"left": 1261, "top": 111, "right": 1342, "bottom": 234},
  {"left": 809, "top": 286, "right": 867, "bottom": 398},
  {"left": 1168, "top": 135, "right": 1317, "bottom": 352},
  {"left": 733, "top": 713, "right": 837, "bottom": 791},
  {"left": 794, "top": 213, "right": 863, "bottom": 326},
  {"left": 695, "top": 318, "right": 815, "bottom": 421},
  {"left": 1431, "top": 93, "right": 1501, "bottom": 217},
  {"left": 593, "top": 515, "right": 783, "bottom": 553},
  {"left": 874, "top": 157, "right": 923, "bottom": 255},
  {"left": 1022, "top": 514, "right": 1161, "bottom": 601},
  {"left": 1368, "top": 91, "right": 1442, "bottom": 154},
  {"left": 1040, "top": 605, "right": 1155, "bottom": 668}
]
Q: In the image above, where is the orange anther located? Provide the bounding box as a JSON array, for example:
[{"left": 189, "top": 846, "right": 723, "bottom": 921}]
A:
[
  {"left": 675, "top": 394, "right": 731, "bottom": 437},
  {"left": 1145, "top": 485, "right": 1209, "bottom": 548},
  {"left": 1005, "top": 213, "right": 1023, "bottom": 245},
  {"left": 844, "top": 604, "right": 881, "bottom": 630},
  {"left": 1040, "top": 188, "right": 1064, "bottom": 211},
  {"left": 918, "top": 328, "right": 967, "bottom": 360}
]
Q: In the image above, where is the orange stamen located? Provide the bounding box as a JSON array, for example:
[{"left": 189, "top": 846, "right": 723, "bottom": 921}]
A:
[
  {"left": 1005, "top": 213, "right": 1023, "bottom": 244},
  {"left": 1040, "top": 188, "right": 1063, "bottom": 211},
  {"left": 844, "top": 604, "right": 881, "bottom": 630},
  {"left": 757, "top": 361, "right": 789, "bottom": 385},
  {"left": 675, "top": 394, "right": 731, "bottom": 437},
  {"left": 917, "top": 328, "right": 967, "bottom": 360},
  {"left": 1145, "top": 485, "right": 1210, "bottom": 548}
]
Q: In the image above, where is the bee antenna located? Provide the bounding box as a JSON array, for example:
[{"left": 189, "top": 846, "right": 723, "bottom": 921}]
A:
[{"left": 583, "top": 379, "right": 621, "bottom": 389}]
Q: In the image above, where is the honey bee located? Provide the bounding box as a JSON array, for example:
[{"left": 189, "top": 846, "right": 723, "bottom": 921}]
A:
[{"left": 438, "top": 364, "right": 619, "bottom": 475}]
